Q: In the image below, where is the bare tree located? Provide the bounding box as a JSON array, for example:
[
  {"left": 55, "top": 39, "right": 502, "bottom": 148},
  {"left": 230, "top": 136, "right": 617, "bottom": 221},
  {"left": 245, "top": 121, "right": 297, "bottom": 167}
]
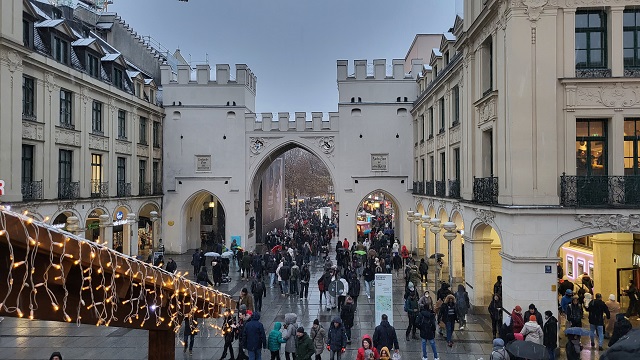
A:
[{"left": 284, "top": 148, "right": 332, "bottom": 199}]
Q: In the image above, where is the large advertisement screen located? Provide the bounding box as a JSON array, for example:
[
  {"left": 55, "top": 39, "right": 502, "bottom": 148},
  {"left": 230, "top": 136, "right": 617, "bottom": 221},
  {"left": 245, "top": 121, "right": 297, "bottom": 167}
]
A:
[{"left": 262, "top": 157, "right": 285, "bottom": 231}]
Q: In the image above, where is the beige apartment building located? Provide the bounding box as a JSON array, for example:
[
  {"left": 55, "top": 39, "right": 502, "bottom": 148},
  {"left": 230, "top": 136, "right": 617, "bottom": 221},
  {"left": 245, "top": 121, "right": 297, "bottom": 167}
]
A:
[
  {"left": 0, "top": 0, "right": 165, "bottom": 258},
  {"left": 411, "top": 0, "right": 640, "bottom": 314}
]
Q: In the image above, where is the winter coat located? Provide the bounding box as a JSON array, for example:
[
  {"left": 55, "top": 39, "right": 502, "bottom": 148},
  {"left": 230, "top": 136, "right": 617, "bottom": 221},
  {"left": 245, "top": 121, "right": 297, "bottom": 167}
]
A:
[
  {"left": 356, "top": 334, "right": 380, "bottom": 360},
  {"left": 417, "top": 310, "right": 436, "bottom": 340},
  {"left": 309, "top": 325, "right": 326, "bottom": 355},
  {"left": 404, "top": 296, "right": 419, "bottom": 316},
  {"left": 520, "top": 320, "right": 544, "bottom": 345},
  {"left": 295, "top": 332, "right": 315, "bottom": 360},
  {"left": 511, "top": 311, "right": 525, "bottom": 333},
  {"left": 609, "top": 313, "right": 633, "bottom": 347},
  {"left": 605, "top": 299, "right": 621, "bottom": 334},
  {"left": 587, "top": 298, "right": 610, "bottom": 326},
  {"left": 566, "top": 302, "right": 583, "bottom": 325},
  {"left": 238, "top": 293, "right": 255, "bottom": 312},
  {"left": 543, "top": 316, "right": 558, "bottom": 349},
  {"left": 524, "top": 308, "right": 543, "bottom": 327},
  {"left": 418, "top": 294, "right": 433, "bottom": 311},
  {"left": 326, "top": 317, "right": 347, "bottom": 352},
  {"left": 241, "top": 254, "right": 252, "bottom": 270},
  {"left": 222, "top": 316, "right": 236, "bottom": 343},
  {"left": 565, "top": 336, "right": 582, "bottom": 360},
  {"left": 488, "top": 297, "right": 503, "bottom": 321},
  {"left": 268, "top": 322, "right": 287, "bottom": 352},
  {"left": 242, "top": 312, "right": 267, "bottom": 351},
  {"left": 283, "top": 313, "right": 298, "bottom": 353},
  {"left": 560, "top": 294, "right": 573, "bottom": 313},
  {"left": 400, "top": 246, "right": 409, "bottom": 259},
  {"left": 455, "top": 288, "right": 470, "bottom": 317},
  {"left": 363, "top": 267, "right": 375, "bottom": 282},
  {"left": 340, "top": 302, "right": 356, "bottom": 328},
  {"left": 439, "top": 295, "right": 458, "bottom": 324},
  {"left": 409, "top": 268, "right": 421, "bottom": 287},
  {"left": 372, "top": 320, "right": 399, "bottom": 351},
  {"left": 490, "top": 339, "right": 510, "bottom": 360}
]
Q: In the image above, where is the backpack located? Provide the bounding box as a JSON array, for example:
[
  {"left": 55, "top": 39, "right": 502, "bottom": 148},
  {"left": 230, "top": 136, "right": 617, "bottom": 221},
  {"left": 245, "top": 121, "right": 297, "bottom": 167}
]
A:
[
  {"left": 415, "top": 313, "right": 424, "bottom": 327},
  {"left": 280, "top": 266, "right": 290, "bottom": 280},
  {"left": 577, "top": 284, "right": 587, "bottom": 299},
  {"left": 348, "top": 279, "right": 360, "bottom": 297},
  {"left": 318, "top": 277, "right": 325, "bottom": 292},
  {"left": 253, "top": 280, "right": 264, "bottom": 295}
]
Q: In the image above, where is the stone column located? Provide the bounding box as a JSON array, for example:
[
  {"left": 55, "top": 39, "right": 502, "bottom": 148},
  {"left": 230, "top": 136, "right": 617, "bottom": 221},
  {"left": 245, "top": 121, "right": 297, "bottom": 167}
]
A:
[
  {"left": 563, "top": 9, "right": 576, "bottom": 78},
  {"left": 610, "top": 7, "right": 625, "bottom": 77},
  {"left": 463, "top": 237, "right": 493, "bottom": 308},
  {"left": 99, "top": 214, "right": 113, "bottom": 249},
  {"left": 125, "top": 213, "right": 139, "bottom": 257},
  {"left": 66, "top": 216, "right": 82, "bottom": 237},
  {"left": 591, "top": 233, "right": 633, "bottom": 299},
  {"left": 150, "top": 211, "right": 159, "bottom": 251},
  {"left": 453, "top": 233, "right": 463, "bottom": 281},
  {"left": 501, "top": 255, "right": 558, "bottom": 319}
]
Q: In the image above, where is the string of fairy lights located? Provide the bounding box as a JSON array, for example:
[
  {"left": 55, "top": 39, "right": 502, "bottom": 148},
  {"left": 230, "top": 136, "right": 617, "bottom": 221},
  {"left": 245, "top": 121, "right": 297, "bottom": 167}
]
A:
[{"left": 0, "top": 205, "right": 234, "bottom": 343}]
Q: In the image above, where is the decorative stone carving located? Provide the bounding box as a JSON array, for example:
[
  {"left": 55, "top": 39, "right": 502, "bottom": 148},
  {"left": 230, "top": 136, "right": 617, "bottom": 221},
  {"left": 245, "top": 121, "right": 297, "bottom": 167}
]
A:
[
  {"left": 576, "top": 83, "right": 640, "bottom": 109},
  {"left": 54, "top": 127, "right": 81, "bottom": 147},
  {"left": 108, "top": 97, "right": 116, "bottom": 113},
  {"left": 426, "top": 137, "right": 435, "bottom": 151},
  {"left": 137, "top": 144, "right": 148, "bottom": 157},
  {"left": 451, "top": 201, "right": 463, "bottom": 216},
  {"left": 249, "top": 137, "right": 266, "bottom": 155},
  {"left": 115, "top": 140, "right": 132, "bottom": 154},
  {"left": 153, "top": 148, "right": 161, "bottom": 159},
  {"left": 449, "top": 125, "right": 461, "bottom": 144},
  {"left": 45, "top": 72, "right": 56, "bottom": 93},
  {"left": 317, "top": 136, "right": 335, "bottom": 154},
  {"left": 575, "top": 214, "right": 640, "bottom": 232},
  {"left": 474, "top": 208, "right": 496, "bottom": 225},
  {"left": 1, "top": 49, "right": 22, "bottom": 72},
  {"left": 57, "top": 201, "right": 77, "bottom": 211},
  {"left": 80, "top": 86, "right": 90, "bottom": 104},
  {"left": 436, "top": 132, "right": 446, "bottom": 149},
  {"left": 476, "top": 93, "right": 498, "bottom": 128},
  {"left": 22, "top": 121, "right": 44, "bottom": 141},
  {"left": 89, "top": 134, "right": 109, "bottom": 151},
  {"left": 523, "top": 0, "right": 548, "bottom": 22}
]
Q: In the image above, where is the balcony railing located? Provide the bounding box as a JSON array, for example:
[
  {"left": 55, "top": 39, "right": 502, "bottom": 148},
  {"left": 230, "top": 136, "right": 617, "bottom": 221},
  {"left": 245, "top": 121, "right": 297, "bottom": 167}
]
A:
[
  {"left": 117, "top": 182, "right": 131, "bottom": 197},
  {"left": 473, "top": 176, "right": 498, "bottom": 205},
  {"left": 139, "top": 182, "right": 152, "bottom": 196},
  {"left": 58, "top": 181, "right": 79, "bottom": 200},
  {"left": 90, "top": 180, "right": 109, "bottom": 198},
  {"left": 560, "top": 174, "right": 640, "bottom": 207},
  {"left": 424, "top": 181, "right": 434, "bottom": 196},
  {"left": 153, "top": 182, "right": 163, "bottom": 195},
  {"left": 448, "top": 179, "right": 460, "bottom": 199},
  {"left": 575, "top": 68, "right": 612, "bottom": 78},
  {"left": 21, "top": 180, "right": 43, "bottom": 200},
  {"left": 436, "top": 181, "right": 446, "bottom": 197}
]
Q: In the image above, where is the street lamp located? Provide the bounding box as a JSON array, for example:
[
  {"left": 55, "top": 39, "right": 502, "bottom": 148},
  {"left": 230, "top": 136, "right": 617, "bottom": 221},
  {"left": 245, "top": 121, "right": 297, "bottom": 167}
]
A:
[
  {"left": 406, "top": 211, "right": 415, "bottom": 251},
  {"left": 442, "top": 222, "right": 458, "bottom": 287},
  {"left": 429, "top": 218, "right": 442, "bottom": 290},
  {"left": 412, "top": 212, "right": 421, "bottom": 257},
  {"left": 420, "top": 215, "right": 431, "bottom": 271}
]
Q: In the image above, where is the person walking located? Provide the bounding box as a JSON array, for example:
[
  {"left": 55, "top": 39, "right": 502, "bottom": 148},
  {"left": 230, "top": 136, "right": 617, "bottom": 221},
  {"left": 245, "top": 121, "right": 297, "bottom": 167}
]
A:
[
  {"left": 419, "top": 259, "right": 428, "bottom": 283},
  {"left": 418, "top": 290, "right": 433, "bottom": 312},
  {"left": 326, "top": 317, "right": 347, "bottom": 360},
  {"left": 347, "top": 273, "right": 361, "bottom": 308},
  {"left": 608, "top": 313, "right": 632, "bottom": 347},
  {"left": 566, "top": 295, "right": 583, "bottom": 328},
  {"left": 183, "top": 316, "right": 198, "bottom": 355},
  {"left": 197, "top": 267, "right": 214, "bottom": 287},
  {"left": 404, "top": 290, "right": 420, "bottom": 341},
  {"left": 355, "top": 334, "right": 379, "bottom": 360},
  {"left": 295, "top": 327, "right": 315, "bottom": 360},
  {"left": 192, "top": 249, "right": 203, "bottom": 278},
  {"left": 290, "top": 261, "right": 300, "bottom": 295},
  {"left": 339, "top": 297, "right": 356, "bottom": 344},
  {"left": 521, "top": 315, "right": 544, "bottom": 345},
  {"left": 543, "top": 310, "right": 558, "bottom": 360},
  {"left": 439, "top": 294, "right": 458, "bottom": 347},
  {"left": 605, "top": 294, "right": 620, "bottom": 338},
  {"left": 238, "top": 288, "right": 255, "bottom": 312},
  {"left": 490, "top": 338, "right": 510, "bottom": 360},
  {"left": 220, "top": 310, "right": 237, "bottom": 360},
  {"left": 251, "top": 276, "right": 267, "bottom": 313},
  {"left": 363, "top": 265, "right": 374, "bottom": 299},
  {"left": 165, "top": 258, "right": 177, "bottom": 273},
  {"left": 49, "top": 352, "right": 63, "bottom": 360},
  {"left": 372, "top": 314, "right": 400, "bottom": 354},
  {"left": 268, "top": 322, "right": 287, "bottom": 360},
  {"left": 299, "top": 264, "right": 311, "bottom": 301},
  {"left": 625, "top": 280, "right": 638, "bottom": 318},
  {"left": 242, "top": 311, "right": 267, "bottom": 360},
  {"left": 586, "top": 293, "right": 610, "bottom": 350},
  {"left": 283, "top": 313, "right": 299, "bottom": 360},
  {"left": 416, "top": 304, "right": 439, "bottom": 360},
  {"left": 455, "top": 284, "right": 470, "bottom": 330},
  {"left": 488, "top": 294, "right": 503, "bottom": 339},
  {"left": 309, "top": 319, "right": 326, "bottom": 360}
]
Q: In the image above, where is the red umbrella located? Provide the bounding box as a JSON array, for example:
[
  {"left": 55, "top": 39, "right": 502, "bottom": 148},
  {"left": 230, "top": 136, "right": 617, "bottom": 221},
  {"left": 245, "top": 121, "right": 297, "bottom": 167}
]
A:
[{"left": 271, "top": 245, "right": 282, "bottom": 253}]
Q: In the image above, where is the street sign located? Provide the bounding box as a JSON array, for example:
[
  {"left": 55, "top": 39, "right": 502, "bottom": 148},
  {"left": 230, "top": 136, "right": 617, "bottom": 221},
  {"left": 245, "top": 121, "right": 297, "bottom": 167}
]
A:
[
  {"left": 0, "top": 180, "right": 5, "bottom": 196},
  {"left": 328, "top": 280, "right": 344, "bottom": 297}
]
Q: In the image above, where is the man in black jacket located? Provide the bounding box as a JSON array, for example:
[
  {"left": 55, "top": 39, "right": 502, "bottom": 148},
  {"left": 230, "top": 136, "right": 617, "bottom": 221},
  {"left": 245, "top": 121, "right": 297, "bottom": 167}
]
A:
[
  {"left": 587, "top": 293, "right": 611, "bottom": 350},
  {"left": 372, "top": 314, "right": 400, "bottom": 354},
  {"left": 543, "top": 310, "right": 558, "bottom": 360},
  {"left": 417, "top": 305, "right": 438, "bottom": 360}
]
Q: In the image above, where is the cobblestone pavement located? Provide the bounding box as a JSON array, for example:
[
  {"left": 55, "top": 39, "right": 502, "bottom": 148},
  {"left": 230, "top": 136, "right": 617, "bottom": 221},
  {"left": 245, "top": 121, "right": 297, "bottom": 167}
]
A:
[{"left": 0, "top": 238, "right": 630, "bottom": 359}]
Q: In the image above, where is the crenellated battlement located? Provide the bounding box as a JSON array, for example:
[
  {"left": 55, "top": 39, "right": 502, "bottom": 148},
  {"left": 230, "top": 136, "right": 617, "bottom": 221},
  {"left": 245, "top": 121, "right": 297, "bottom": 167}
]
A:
[
  {"left": 160, "top": 63, "right": 257, "bottom": 92},
  {"left": 245, "top": 112, "right": 339, "bottom": 132},
  {"left": 337, "top": 59, "right": 423, "bottom": 81}
]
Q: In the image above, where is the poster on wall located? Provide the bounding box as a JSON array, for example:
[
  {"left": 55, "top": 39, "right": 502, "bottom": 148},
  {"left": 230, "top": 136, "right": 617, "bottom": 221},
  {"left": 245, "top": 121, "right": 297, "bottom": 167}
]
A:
[
  {"left": 374, "top": 273, "right": 393, "bottom": 326},
  {"left": 231, "top": 235, "right": 241, "bottom": 247},
  {"left": 262, "top": 157, "right": 285, "bottom": 234}
]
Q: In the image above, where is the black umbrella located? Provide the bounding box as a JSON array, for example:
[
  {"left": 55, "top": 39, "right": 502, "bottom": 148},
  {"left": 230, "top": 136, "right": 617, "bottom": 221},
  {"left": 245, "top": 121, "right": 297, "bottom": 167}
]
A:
[
  {"left": 601, "top": 329, "right": 640, "bottom": 360},
  {"left": 506, "top": 340, "right": 549, "bottom": 360},
  {"left": 429, "top": 253, "right": 445, "bottom": 259}
]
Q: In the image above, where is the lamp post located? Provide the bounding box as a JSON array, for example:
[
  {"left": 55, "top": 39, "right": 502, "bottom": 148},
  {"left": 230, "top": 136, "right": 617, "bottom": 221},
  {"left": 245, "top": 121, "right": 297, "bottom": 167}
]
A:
[
  {"left": 406, "top": 211, "right": 415, "bottom": 252},
  {"left": 429, "top": 218, "right": 442, "bottom": 290},
  {"left": 412, "top": 212, "right": 421, "bottom": 258},
  {"left": 442, "top": 222, "right": 458, "bottom": 287},
  {"left": 420, "top": 214, "right": 431, "bottom": 270}
]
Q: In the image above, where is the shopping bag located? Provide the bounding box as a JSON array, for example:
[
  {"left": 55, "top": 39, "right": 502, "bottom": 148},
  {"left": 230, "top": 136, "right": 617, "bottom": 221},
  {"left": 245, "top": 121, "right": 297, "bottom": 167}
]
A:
[{"left": 392, "top": 352, "right": 401, "bottom": 360}]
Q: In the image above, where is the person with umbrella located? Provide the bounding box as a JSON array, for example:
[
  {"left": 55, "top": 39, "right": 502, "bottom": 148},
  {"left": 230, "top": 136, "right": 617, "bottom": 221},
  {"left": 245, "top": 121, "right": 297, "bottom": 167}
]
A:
[
  {"left": 543, "top": 310, "right": 558, "bottom": 360},
  {"left": 566, "top": 295, "right": 583, "bottom": 328}
]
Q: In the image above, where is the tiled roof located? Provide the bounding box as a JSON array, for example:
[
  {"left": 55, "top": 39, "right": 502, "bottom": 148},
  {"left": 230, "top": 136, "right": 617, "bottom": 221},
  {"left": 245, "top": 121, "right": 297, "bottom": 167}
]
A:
[
  {"left": 101, "top": 53, "right": 121, "bottom": 62},
  {"left": 35, "top": 19, "right": 64, "bottom": 28},
  {"left": 72, "top": 38, "right": 96, "bottom": 47}
]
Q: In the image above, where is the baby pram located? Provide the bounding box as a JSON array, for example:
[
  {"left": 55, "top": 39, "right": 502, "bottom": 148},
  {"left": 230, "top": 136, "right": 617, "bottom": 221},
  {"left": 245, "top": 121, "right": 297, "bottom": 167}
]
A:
[{"left": 221, "top": 258, "right": 232, "bottom": 284}]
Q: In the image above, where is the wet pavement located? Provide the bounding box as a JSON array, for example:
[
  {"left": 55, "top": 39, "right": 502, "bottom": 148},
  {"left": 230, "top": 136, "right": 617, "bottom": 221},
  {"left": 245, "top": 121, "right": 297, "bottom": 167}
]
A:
[{"left": 0, "top": 237, "right": 634, "bottom": 359}]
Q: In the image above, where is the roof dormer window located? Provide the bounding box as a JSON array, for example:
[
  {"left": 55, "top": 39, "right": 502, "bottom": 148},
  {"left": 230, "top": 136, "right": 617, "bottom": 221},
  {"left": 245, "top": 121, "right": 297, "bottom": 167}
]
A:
[
  {"left": 113, "top": 68, "right": 123, "bottom": 90},
  {"left": 135, "top": 82, "right": 141, "bottom": 98},
  {"left": 87, "top": 54, "right": 99, "bottom": 78},
  {"left": 53, "top": 36, "right": 69, "bottom": 65},
  {"left": 23, "top": 19, "right": 33, "bottom": 48}
]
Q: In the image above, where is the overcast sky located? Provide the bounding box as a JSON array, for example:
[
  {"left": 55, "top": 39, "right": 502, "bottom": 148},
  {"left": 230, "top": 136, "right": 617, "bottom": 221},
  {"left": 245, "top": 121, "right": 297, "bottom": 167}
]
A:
[{"left": 109, "top": 0, "right": 459, "bottom": 114}]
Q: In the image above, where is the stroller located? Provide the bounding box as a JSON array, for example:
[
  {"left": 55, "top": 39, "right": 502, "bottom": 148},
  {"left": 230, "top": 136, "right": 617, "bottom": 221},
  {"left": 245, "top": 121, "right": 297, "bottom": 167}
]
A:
[{"left": 221, "top": 258, "right": 232, "bottom": 284}]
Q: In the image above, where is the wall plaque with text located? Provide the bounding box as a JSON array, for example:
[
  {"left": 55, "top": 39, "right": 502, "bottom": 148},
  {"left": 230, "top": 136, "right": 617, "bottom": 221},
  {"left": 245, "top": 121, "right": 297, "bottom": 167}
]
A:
[
  {"left": 371, "top": 154, "right": 388, "bottom": 171},
  {"left": 195, "top": 155, "right": 211, "bottom": 172}
]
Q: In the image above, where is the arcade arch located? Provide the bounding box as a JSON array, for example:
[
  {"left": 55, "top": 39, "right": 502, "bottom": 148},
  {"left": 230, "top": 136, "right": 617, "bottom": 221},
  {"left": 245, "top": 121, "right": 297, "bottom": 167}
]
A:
[
  {"left": 112, "top": 205, "right": 131, "bottom": 253},
  {"left": 51, "top": 209, "right": 82, "bottom": 230},
  {"left": 183, "top": 191, "right": 226, "bottom": 252},
  {"left": 471, "top": 223, "right": 502, "bottom": 306},
  {"left": 84, "top": 207, "right": 107, "bottom": 242},
  {"left": 138, "top": 202, "right": 160, "bottom": 257},
  {"left": 355, "top": 190, "right": 399, "bottom": 246}
]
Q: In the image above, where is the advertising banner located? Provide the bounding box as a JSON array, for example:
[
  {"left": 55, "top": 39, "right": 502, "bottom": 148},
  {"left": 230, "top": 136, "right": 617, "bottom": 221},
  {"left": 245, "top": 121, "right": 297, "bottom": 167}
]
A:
[{"left": 374, "top": 273, "right": 393, "bottom": 326}]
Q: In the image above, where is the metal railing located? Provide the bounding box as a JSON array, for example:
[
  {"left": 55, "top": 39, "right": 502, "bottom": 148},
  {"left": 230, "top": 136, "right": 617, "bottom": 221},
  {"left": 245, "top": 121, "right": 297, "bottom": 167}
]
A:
[
  {"left": 22, "top": 180, "right": 43, "bottom": 200},
  {"left": 117, "top": 182, "right": 131, "bottom": 197},
  {"left": 436, "top": 181, "right": 446, "bottom": 197},
  {"left": 139, "top": 182, "right": 152, "bottom": 196},
  {"left": 90, "top": 180, "right": 109, "bottom": 198},
  {"left": 560, "top": 174, "right": 640, "bottom": 207},
  {"left": 58, "top": 181, "right": 79, "bottom": 200},
  {"left": 448, "top": 179, "right": 460, "bottom": 199},
  {"left": 472, "top": 176, "right": 498, "bottom": 205},
  {"left": 153, "top": 182, "right": 163, "bottom": 195}
]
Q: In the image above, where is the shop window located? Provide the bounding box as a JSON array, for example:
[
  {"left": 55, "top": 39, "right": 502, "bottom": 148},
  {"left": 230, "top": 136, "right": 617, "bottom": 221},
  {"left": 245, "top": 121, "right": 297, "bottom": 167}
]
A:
[
  {"left": 566, "top": 256, "right": 574, "bottom": 278},
  {"left": 624, "top": 119, "right": 640, "bottom": 175},
  {"left": 624, "top": 9, "right": 640, "bottom": 68},
  {"left": 575, "top": 10, "right": 607, "bottom": 69},
  {"left": 576, "top": 119, "right": 607, "bottom": 176}
]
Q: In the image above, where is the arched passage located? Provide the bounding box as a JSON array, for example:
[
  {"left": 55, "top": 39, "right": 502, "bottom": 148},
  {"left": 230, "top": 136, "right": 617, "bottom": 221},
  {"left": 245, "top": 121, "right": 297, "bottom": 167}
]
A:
[
  {"left": 51, "top": 209, "right": 82, "bottom": 230},
  {"left": 450, "top": 211, "right": 465, "bottom": 286},
  {"left": 84, "top": 208, "right": 107, "bottom": 242},
  {"left": 183, "top": 190, "right": 226, "bottom": 251},
  {"left": 469, "top": 223, "right": 502, "bottom": 306},
  {"left": 354, "top": 190, "right": 399, "bottom": 247},
  {"left": 138, "top": 202, "right": 160, "bottom": 257},
  {"left": 112, "top": 205, "right": 131, "bottom": 253}
]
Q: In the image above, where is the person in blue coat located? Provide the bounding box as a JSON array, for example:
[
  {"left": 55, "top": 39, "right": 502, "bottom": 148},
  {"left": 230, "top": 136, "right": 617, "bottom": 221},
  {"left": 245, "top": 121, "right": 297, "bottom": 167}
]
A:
[
  {"left": 243, "top": 311, "right": 267, "bottom": 360},
  {"left": 326, "top": 317, "right": 347, "bottom": 360}
]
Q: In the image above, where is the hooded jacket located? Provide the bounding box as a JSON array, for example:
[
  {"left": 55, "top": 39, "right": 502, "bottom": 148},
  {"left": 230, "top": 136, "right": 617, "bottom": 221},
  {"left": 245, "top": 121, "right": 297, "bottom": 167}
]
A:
[
  {"left": 490, "top": 339, "right": 510, "bottom": 360},
  {"left": 520, "top": 320, "right": 544, "bottom": 345},
  {"left": 340, "top": 299, "right": 356, "bottom": 328},
  {"left": 283, "top": 313, "right": 299, "bottom": 353},
  {"left": 326, "top": 317, "right": 347, "bottom": 351},
  {"left": 356, "top": 334, "right": 380, "bottom": 360},
  {"left": 372, "top": 319, "right": 399, "bottom": 351},
  {"left": 511, "top": 310, "right": 525, "bottom": 333},
  {"left": 417, "top": 309, "right": 436, "bottom": 340},
  {"left": 295, "top": 331, "right": 315, "bottom": 360},
  {"left": 310, "top": 324, "right": 326, "bottom": 355},
  {"left": 379, "top": 347, "right": 391, "bottom": 360},
  {"left": 268, "top": 322, "right": 287, "bottom": 352},
  {"left": 543, "top": 315, "right": 558, "bottom": 349},
  {"left": 243, "top": 312, "right": 267, "bottom": 351},
  {"left": 439, "top": 294, "right": 458, "bottom": 323}
]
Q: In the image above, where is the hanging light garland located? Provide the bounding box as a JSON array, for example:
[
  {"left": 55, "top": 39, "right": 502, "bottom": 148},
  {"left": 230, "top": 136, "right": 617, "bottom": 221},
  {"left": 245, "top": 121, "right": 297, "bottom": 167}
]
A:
[{"left": 0, "top": 205, "right": 236, "bottom": 341}]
